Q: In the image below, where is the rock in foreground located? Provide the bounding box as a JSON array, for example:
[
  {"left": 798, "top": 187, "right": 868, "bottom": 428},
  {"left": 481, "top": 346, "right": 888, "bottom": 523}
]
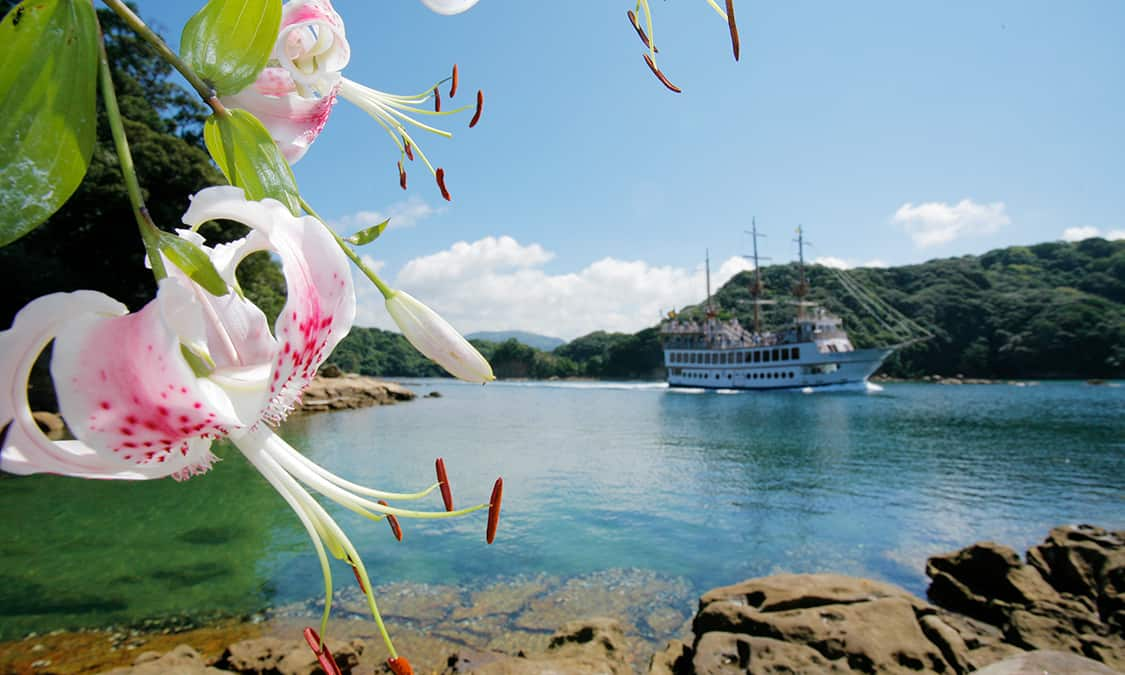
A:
[
  {"left": 445, "top": 617, "right": 634, "bottom": 675},
  {"left": 657, "top": 524, "right": 1124, "bottom": 674},
  {"left": 296, "top": 373, "right": 414, "bottom": 413}
]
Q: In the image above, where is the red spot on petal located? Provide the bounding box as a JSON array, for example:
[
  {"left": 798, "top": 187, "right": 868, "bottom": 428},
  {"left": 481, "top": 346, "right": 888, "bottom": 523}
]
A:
[
  {"left": 99, "top": 401, "right": 111, "bottom": 410},
  {"left": 119, "top": 427, "right": 134, "bottom": 436}
]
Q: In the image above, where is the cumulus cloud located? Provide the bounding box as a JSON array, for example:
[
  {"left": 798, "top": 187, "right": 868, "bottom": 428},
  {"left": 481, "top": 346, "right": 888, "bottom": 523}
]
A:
[
  {"left": 1061, "top": 226, "right": 1124, "bottom": 242},
  {"left": 332, "top": 196, "right": 439, "bottom": 236},
  {"left": 813, "top": 256, "right": 889, "bottom": 270},
  {"left": 892, "top": 199, "right": 1010, "bottom": 247},
  {"left": 356, "top": 236, "right": 755, "bottom": 340}
]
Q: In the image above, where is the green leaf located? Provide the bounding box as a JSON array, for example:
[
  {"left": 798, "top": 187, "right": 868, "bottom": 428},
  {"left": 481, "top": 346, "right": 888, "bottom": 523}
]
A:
[
  {"left": 204, "top": 109, "right": 300, "bottom": 214},
  {"left": 156, "top": 231, "right": 230, "bottom": 297},
  {"left": 0, "top": 0, "right": 98, "bottom": 247},
  {"left": 345, "top": 218, "right": 390, "bottom": 246},
  {"left": 180, "top": 0, "right": 281, "bottom": 96}
]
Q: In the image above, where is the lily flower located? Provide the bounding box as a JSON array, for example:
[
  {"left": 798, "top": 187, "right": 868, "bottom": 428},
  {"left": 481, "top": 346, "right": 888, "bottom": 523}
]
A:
[
  {"left": 223, "top": 0, "right": 484, "bottom": 200},
  {"left": 385, "top": 289, "right": 495, "bottom": 384},
  {"left": 627, "top": 0, "right": 741, "bottom": 92},
  {"left": 0, "top": 186, "right": 500, "bottom": 663}
]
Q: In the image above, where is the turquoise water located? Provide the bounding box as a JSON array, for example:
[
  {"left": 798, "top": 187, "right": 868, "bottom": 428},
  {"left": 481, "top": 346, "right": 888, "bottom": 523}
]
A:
[{"left": 1, "top": 381, "right": 1123, "bottom": 639}]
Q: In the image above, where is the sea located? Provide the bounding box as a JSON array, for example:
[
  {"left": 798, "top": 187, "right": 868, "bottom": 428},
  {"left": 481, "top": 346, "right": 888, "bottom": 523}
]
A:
[{"left": 1, "top": 380, "right": 1122, "bottom": 642}]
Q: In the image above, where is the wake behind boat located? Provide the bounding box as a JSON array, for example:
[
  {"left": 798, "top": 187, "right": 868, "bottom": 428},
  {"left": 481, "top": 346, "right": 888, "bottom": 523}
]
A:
[{"left": 660, "top": 224, "right": 928, "bottom": 390}]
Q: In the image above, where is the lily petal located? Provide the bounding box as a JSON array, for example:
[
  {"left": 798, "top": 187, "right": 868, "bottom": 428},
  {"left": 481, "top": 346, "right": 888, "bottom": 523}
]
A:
[
  {"left": 276, "top": 0, "right": 350, "bottom": 94},
  {"left": 385, "top": 290, "right": 493, "bottom": 384},
  {"left": 222, "top": 68, "right": 340, "bottom": 164},
  {"left": 419, "top": 0, "right": 480, "bottom": 15},
  {"left": 182, "top": 187, "right": 356, "bottom": 422}
]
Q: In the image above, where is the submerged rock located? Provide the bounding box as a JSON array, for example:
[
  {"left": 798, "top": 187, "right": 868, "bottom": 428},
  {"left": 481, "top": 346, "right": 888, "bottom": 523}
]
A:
[{"left": 444, "top": 617, "right": 633, "bottom": 675}]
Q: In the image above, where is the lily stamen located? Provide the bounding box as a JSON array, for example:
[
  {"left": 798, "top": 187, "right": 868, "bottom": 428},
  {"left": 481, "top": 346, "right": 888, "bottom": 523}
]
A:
[
  {"left": 487, "top": 477, "right": 503, "bottom": 544},
  {"left": 629, "top": 0, "right": 740, "bottom": 90},
  {"left": 388, "top": 656, "right": 415, "bottom": 675},
  {"left": 469, "top": 90, "right": 483, "bottom": 128},
  {"left": 433, "top": 86, "right": 441, "bottom": 112},
  {"left": 449, "top": 64, "right": 459, "bottom": 97},
  {"left": 303, "top": 627, "right": 343, "bottom": 675},
  {"left": 436, "top": 457, "right": 454, "bottom": 511},
  {"left": 436, "top": 168, "right": 451, "bottom": 202},
  {"left": 379, "top": 500, "right": 404, "bottom": 541}
]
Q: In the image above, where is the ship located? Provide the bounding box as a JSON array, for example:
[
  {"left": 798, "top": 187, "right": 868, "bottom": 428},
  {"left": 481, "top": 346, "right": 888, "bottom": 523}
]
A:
[{"left": 659, "top": 223, "right": 928, "bottom": 390}]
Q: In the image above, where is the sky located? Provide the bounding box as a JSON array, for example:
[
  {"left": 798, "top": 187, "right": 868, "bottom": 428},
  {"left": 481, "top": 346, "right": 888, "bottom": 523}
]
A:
[{"left": 136, "top": 1, "right": 1124, "bottom": 340}]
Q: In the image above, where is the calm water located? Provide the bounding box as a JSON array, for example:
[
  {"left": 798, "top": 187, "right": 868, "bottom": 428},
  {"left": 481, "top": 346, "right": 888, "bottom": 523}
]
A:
[{"left": 1, "top": 381, "right": 1123, "bottom": 640}]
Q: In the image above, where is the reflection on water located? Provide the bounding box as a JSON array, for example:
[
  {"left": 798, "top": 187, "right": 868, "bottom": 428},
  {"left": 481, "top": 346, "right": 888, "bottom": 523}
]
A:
[{"left": 0, "top": 381, "right": 1122, "bottom": 640}]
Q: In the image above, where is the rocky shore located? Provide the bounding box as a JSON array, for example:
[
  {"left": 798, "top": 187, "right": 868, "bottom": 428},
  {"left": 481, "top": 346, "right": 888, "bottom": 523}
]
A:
[
  {"left": 292, "top": 369, "right": 416, "bottom": 413},
  {"left": 3, "top": 525, "right": 1120, "bottom": 674}
]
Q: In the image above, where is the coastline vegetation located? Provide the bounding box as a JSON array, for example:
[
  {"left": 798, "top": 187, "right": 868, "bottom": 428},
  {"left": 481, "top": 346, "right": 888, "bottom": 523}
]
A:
[{"left": 326, "top": 238, "right": 1125, "bottom": 381}]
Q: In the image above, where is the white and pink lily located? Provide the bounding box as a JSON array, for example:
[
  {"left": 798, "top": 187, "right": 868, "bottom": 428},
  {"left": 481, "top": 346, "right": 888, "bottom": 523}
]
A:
[
  {"left": 223, "top": 0, "right": 483, "bottom": 200},
  {"left": 0, "top": 187, "right": 499, "bottom": 667}
]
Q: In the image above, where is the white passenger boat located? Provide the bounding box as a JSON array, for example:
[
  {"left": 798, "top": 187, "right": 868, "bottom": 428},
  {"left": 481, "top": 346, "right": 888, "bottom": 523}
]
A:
[{"left": 660, "top": 224, "right": 917, "bottom": 390}]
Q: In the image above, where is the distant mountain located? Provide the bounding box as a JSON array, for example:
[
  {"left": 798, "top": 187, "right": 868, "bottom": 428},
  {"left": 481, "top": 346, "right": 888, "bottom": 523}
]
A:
[{"left": 467, "top": 330, "right": 566, "bottom": 351}]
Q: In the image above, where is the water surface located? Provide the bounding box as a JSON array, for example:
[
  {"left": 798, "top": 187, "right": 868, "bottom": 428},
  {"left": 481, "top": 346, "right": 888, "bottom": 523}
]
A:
[{"left": 1, "top": 381, "right": 1122, "bottom": 640}]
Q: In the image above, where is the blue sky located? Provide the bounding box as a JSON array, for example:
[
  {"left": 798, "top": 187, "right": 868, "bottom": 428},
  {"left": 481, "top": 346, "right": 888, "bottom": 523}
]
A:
[{"left": 137, "top": 1, "right": 1124, "bottom": 339}]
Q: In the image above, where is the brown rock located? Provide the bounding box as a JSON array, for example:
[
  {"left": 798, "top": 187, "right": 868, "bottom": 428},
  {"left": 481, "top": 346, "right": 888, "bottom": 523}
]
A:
[
  {"left": 212, "top": 635, "right": 363, "bottom": 674},
  {"left": 32, "top": 410, "right": 65, "bottom": 439},
  {"left": 444, "top": 617, "right": 632, "bottom": 675},
  {"left": 296, "top": 374, "right": 415, "bottom": 413},
  {"left": 100, "top": 644, "right": 226, "bottom": 674},
  {"left": 972, "top": 649, "right": 1121, "bottom": 674},
  {"left": 1027, "top": 524, "right": 1125, "bottom": 627},
  {"left": 926, "top": 542, "right": 1061, "bottom": 623}
]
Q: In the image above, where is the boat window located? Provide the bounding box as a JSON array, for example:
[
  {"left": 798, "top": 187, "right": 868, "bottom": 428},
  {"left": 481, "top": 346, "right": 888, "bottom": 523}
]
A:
[
  {"left": 771, "top": 348, "right": 779, "bottom": 361},
  {"left": 792, "top": 347, "right": 800, "bottom": 359},
  {"left": 739, "top": 352, "right": 746, "bottom": 363},
  {"left": 762, "top": 350, "right": 770, "bottom": 363},
  {"left": 781, "top": 348, "right": 789, "bottom": 360},
  {"left": 753, "top": 351, "right": 761, "bottom": 363}
]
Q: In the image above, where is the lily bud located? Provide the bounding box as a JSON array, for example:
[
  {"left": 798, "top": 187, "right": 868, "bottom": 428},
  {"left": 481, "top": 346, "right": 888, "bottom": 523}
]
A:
[{"left": 385, "top": 290, "right": 494, "bottom": 384}]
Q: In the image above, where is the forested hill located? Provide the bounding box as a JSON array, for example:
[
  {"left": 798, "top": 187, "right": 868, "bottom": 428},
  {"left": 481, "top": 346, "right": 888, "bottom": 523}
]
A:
[
  {"left": 689, "top": 238, "right": 1125, "bottom": 379},
  {"left": 327, "top": 239, "right": 1124, "bottom": 380}
]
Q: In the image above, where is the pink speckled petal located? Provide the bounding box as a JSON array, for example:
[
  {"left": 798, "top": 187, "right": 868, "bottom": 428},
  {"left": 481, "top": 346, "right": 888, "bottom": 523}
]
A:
[
  {"left": 221, "top": 68, "right": 339, "bottom": 164},
  {"left": 182, "top": 187, "right": 356, "bottom": 422},
  {"left": 49, "top": 286, "right": 240, "bottom": 477},
  {"left": 0, "top": 291, "right": 225, "bottom": 480}
]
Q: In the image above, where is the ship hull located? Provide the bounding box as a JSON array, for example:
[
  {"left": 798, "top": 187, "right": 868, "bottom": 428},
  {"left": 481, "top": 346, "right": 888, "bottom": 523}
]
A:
[{"left": 663, "top": 343, "right": 893, "bottom": 391}]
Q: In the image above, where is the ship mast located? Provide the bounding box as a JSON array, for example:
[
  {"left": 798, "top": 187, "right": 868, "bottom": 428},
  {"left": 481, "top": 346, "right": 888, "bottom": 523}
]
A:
[
  {"left": 745, "top": 218, "right": 769, "bottom": 334},
  {"left": 793, "top": 225, "right": 811, "bottom": 320},
  {"left": 704, "top": 249, "right": 716, "bottom": 318}
]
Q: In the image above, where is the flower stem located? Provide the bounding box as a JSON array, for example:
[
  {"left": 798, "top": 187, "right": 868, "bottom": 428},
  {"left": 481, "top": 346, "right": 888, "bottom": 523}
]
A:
[
  {"left": 101, "top": 0, "right": 229, "bottom": 117},
  {"left": 298, "top": 197, "right": 396, "bottom": 299},
  {"left": 95, "top": 13, "right": 166, "bottom": 281}
]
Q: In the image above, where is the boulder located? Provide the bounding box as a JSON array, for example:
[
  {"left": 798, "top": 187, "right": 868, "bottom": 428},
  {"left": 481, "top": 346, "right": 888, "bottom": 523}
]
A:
[
  {"left": 100, "top": 644, "right": 227, "bottom": 674},
  {"left": 925, "top": 526, "right": 1125, "bottom": 670},
  {"left": 212, "top": 635, "right": 364, "bottom": 674},
  {"left": 296, "top": 374, "right": 415, "bottom": 413},
  {"left": 972, "top": 649, "right": 1120, "bottom": 674},
  {"left": 444, "top": 617, "right": 632, "bottom": 674},
  {"left": 679, "top": 573, "right": 1001, "bottom": 674}
]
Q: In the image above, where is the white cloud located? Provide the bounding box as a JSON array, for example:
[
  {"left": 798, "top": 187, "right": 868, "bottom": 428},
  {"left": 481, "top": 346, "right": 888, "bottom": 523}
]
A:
[
  {"left": 892, "top": 199, "right": 1010, "bottom": 247},
  {"left": 332, "top": 196, "right": 439, "bottom": 236},
  {"left": 813, "top": 256, "right": 888, "bottom": 269},
  {"left": 1061, "top": 226, "right": 1125, "bottom": 242},
  {"left": 356, "top": 237, "right": 755, "bottom": 340}
]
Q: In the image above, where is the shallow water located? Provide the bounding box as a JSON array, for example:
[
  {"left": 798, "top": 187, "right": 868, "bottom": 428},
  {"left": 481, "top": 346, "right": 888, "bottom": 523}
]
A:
[{"left": 1, "top": 381, "right": 1122, "bottom": 641}]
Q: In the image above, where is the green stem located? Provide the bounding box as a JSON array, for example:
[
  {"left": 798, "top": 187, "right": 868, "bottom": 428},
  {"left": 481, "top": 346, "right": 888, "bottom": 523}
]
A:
[
  {"left": 96, "top": 15, "right": 166, "bottom": 281},
  {"left": 298, "top": 197, "right": 396, "bottom": 299},
  {"left": 101, "top": 0, "right": 229, "bottom": 117}
]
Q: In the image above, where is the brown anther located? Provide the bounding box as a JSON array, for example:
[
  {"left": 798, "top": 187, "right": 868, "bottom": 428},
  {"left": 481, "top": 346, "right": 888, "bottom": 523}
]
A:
[
  {"left": 449, "top": 64, "right": 459, "bottom": 97},
  {"left": 303, "top": 628, "right": 343, "bottom": 675},
  {"left": 486, "top": 477, "right": 503, "bottom": 544},
  {"left": 404, "top": 139, "right": 414, "bottom": 161},
  {"left": 387, "top": 656, "right": 414, "bottom": 675},
  {"left": 350, "top": 563, "right": 366, "bottom": 592},
  {"left": 626, "top": 10, "right": 657, "bottom": 52},
  {"left": 379, "top": 500, "right": 403, "bottom": 541},
  {"left": 435, "top": 457, "right": 454, "bottom": 512},
  {"left": 469, "top": 90, "right": 483, "bottom": 128},
  {"left": 433, "top": 86, "right": 441, "bottom": 112},
  {"left": 435, "top": 168, "right": 451, "bottom": 201},
  {"left": 726, "top": 0, "right": 740, "bottom": 61},
  {"left": 642, "top": 54, "right": 682, "bottom": 93},
  {"left": 398, "top": 161, "right": 407, "bottom": 190}
]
